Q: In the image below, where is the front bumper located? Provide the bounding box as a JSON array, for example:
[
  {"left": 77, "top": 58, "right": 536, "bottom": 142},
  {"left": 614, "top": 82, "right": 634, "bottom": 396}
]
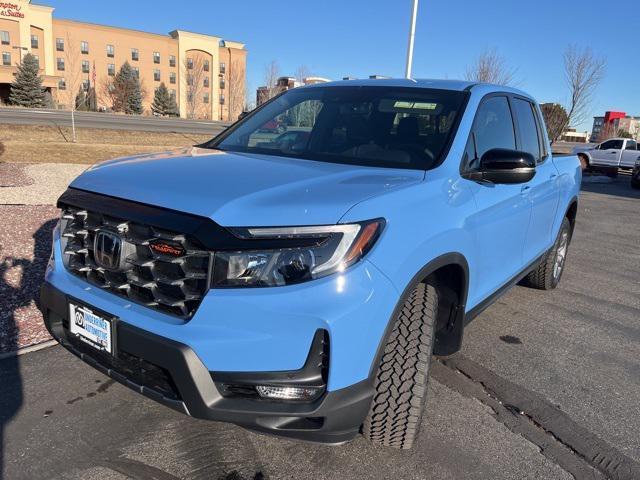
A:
[{"left": 39, "top": 282, "right": 375, "bottom": 444}]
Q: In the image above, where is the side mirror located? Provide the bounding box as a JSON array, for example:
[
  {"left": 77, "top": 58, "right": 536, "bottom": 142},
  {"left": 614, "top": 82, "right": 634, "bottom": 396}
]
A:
[{"left": 464, "top": 148, "right": 536, "bottom": 184}]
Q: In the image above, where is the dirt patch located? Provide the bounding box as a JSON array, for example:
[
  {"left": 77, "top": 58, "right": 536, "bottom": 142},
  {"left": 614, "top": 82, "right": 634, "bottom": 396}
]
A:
[{"left": 0, "top": 124, "right": 211, "bottom": 164}]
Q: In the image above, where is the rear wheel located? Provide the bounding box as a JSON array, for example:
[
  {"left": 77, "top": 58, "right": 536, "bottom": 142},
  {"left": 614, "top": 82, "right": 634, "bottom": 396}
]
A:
[
  {"left": 362, "top": 282, "right": 437, "bottom": 449},
  {"left": 524, "top": 217, "right": 571, "bottom": 290}
]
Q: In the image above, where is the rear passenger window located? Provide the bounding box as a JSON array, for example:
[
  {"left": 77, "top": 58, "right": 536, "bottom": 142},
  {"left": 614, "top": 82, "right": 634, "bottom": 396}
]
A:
[
  {"left": 512, "top": 98, "right": 541, "bottom": 162},
  {"left": 467, "top": 96, "right": 516, "bottom": 168}
]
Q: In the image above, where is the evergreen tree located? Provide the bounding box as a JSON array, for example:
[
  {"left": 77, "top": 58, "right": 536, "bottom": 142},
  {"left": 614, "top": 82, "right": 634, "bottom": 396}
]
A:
[
  {"left": 43, "top": 91, "right": 56, "bottom": 109},
  {"left": 9, "top": 53, "right": 46, "bottom": 108},
  {"left": 128, "top": 81, "right": 144, "bottom": 115},
  {"left": 151, "top": 82, "right": 179, "bottom": 117},
  {"left": 112, "top": 62, "right": 144, "bottom": 115}
]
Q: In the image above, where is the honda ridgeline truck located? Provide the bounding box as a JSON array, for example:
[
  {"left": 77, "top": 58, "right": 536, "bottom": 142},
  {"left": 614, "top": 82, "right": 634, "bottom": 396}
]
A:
[{"left": 40, "top": 79, "right": 581, "bottom": 449}]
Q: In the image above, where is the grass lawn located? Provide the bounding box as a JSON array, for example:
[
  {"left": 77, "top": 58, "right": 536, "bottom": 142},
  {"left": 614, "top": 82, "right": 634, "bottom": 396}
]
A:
[{"left": 0, "top": 124, "right": 212, "bottom": 164}]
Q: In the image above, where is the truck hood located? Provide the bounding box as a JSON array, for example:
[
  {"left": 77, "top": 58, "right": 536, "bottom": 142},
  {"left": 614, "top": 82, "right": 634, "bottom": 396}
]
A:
[{"left": 70, "top": 147, "right": 424, "bottom": 226}]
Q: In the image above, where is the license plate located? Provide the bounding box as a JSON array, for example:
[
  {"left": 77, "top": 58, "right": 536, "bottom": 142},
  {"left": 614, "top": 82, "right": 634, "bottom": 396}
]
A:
[{"left": 69, "top": 303, "right": 113, "bottom": 354}]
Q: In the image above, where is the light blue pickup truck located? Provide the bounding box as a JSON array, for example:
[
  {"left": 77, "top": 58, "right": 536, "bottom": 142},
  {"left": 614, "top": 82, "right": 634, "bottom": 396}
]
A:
[{"left": 39, "top": 79, "right": 581, "bottom": 449}]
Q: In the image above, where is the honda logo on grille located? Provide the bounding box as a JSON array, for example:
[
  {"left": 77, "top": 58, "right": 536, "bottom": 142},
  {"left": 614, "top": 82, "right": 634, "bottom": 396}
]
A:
[{"left": 94, "top": 230, "right": 123, "bottom": 271}]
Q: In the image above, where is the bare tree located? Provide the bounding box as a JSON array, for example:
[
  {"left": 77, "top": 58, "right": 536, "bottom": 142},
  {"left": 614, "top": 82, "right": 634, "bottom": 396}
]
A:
[
  {"left": 57, "top": 33, "right": 83, "bottom": 142},
  {"left": 294, "top": 65, "right": 311, "bottom": 84},
  {"left": 183, "top": 53, "right": 209, "bottom": 119},
  {"left": 227, "top": 59, "right": 246, "bottom": 122},
  {"left": 260, "top": 60, "right": 281, "bottom": 104},
  {"left": 562, "top": 45, "right": 606, "bottom": 136},
  {"left": 597, "top": 122, "right": 616, "bottom": 142},
  {"left": 465, "top": 48, "right": 516, "bottom": 86}
]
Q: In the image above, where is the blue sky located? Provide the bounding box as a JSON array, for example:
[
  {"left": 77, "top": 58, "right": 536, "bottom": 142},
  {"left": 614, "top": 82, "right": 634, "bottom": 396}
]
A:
[{"left": 47, "top": 0, "right": 639, "bottom": 131}]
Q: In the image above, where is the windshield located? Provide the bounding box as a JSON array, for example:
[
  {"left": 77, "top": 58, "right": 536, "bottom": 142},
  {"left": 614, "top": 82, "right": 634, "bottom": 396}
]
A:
[{"left": 207, "top": 86, "right": 468, "bottom": 170}]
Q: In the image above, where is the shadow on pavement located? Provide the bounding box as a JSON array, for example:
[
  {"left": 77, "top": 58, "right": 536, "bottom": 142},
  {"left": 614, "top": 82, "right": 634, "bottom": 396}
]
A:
[
  {"left": 0, "top": 218, "right": 57, "bottom": 480},
  {"left": 581, "top": 174, "right": 640, "bottom": 199}
]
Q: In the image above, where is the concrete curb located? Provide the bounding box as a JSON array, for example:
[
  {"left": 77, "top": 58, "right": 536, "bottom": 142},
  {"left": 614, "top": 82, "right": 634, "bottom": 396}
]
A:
[{"left": 0, "top": 339, "right": 58, "bottom": 361}]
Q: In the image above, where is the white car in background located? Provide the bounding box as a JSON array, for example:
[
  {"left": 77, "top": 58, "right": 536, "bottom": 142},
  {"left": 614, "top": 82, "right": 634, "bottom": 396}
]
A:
[{"left": 573, "top": 138, "right": 640, "bottom": 172}]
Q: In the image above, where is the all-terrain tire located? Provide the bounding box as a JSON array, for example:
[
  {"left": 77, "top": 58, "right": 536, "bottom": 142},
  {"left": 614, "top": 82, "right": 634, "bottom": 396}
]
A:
[
  {"left": 362, "top": 282, "right": 438, "bottom": 449},
  {"left": 524, "top": 217, "right": 571, "bottom": 290}
]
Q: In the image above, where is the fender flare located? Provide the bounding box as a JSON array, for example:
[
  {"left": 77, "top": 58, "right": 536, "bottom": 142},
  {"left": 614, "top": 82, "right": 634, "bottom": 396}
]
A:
[
  {"left": 368, "top": 252, "right": 470, "bottom": 378},
  {"left": 576, "top": 151, "right": 591, "bottom": 165}
]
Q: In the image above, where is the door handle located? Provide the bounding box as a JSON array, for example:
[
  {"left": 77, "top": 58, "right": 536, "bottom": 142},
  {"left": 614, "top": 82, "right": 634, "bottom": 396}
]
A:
[
  {"left": 550, "top": 174, "right": 557, "bottom": 179},
  {"left": 520, "top": 185, "right": 531, "bottom": 195}
]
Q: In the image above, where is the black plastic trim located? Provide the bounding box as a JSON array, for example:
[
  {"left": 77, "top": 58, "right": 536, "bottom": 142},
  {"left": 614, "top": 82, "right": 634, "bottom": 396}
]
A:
[
  {"left": 57, "top": 188, "right": 326, "bottom": 251},
  {"left": 368, "top": 252, "right": 470, "bottom": 375},
  {"left": 464, "top": 253, "right": 545, "bottom": 323},
  {"left": 39, "top": 282, "right": 373, "bottom": 444}
]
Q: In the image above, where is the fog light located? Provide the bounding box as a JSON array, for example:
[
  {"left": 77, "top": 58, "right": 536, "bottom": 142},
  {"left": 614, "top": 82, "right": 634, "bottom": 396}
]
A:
[{"left": 256, "top": 385, "right": 322, "bottom": 401}]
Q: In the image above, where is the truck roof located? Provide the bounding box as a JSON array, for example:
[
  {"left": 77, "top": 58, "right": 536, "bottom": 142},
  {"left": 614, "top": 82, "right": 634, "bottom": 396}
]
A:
[{"left": 301, "top": 78, "right": 532, "bottom": 97}]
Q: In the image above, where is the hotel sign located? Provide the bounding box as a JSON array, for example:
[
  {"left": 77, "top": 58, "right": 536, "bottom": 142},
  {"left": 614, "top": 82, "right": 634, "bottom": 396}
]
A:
[{"left": 0, "top": 2, "right": 25, "bottom": 19}]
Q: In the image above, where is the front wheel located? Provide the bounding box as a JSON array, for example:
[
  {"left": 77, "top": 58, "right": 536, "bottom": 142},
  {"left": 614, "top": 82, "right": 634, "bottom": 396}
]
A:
[
  {"left": 524, "top": 217, "right": 571, "bottom": 290},
  {"left": 578, "top": 154, "right": 590, "bottom": 171},
  {"left": 362, "top": 282, "right": 438, "bottom": 449}
]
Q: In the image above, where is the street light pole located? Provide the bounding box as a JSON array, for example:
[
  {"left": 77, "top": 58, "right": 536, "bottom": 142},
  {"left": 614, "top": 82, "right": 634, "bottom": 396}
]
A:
[{"left": 405, "top": 0, "right": 419, "bottom": 79}]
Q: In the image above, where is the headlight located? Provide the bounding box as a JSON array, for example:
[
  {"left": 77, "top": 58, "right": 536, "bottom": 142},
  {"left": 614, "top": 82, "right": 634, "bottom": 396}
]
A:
[{"left": 212, "top": 219, "right": 384, "bottom": 287}]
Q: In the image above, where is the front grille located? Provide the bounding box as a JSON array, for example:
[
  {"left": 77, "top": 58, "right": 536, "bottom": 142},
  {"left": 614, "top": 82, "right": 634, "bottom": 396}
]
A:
[{"left": 60, "top": 206, "right": 211, "bottom": 318}]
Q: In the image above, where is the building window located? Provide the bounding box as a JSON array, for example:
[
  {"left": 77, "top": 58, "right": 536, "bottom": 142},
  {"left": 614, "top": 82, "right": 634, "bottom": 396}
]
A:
[
  {"left": 81, "top": 41, "right": 89, "bottom": 54},
  {"left": 203, "top": 92, "right": 210, "bottom": 104},
  {"left": 169, "top": 55, "right": 176, "bottom": 67},
  {"left": 187, "top": 74, "right": 193, "bottom": 86},
  {"left": 82, "top": 60, "right": 90, "bottom": 73},
  {"left": 132, "top": 66, "right": 139, "bottom": 77},
  {"left": 204, "top": 59, "right": 210, "bottom": 72},
  {"left": 153, "top": 51, "right": 160, "bottom": 64},
  {"left": 187, "top": 58, "right": 193, "bottom": 70},
  {"left": 219, "top": 62, "right": 225, "bottom": 74},
  {"left": 82, "top": 79, "right": 90, "bottom": 91},
  {"left": 2, "top": 52, "right": 11, "bottom": 66},
  {"left": 107, "top": 44, "right": 114, "bottom": 58},
  {"left": 219, "top": 93, "right": 225, "bottom": 105},
  {"left": 108, "top": 63, "right": 115, "bottom": 76},
  {"left": 187, "top": 92, "right": 193, "bottom": 102},
  {"left": 170, "top": 89, "right": 176, "bottom": 100},
  {"left": 169, "top": 72, "right": 176, "bottom": 84},
  {"left": 33, "top": 55, "right": 39, "bottom": 68},
  {"left": 204, "top": 77, "right": 209, "bottom": 88},
  {"left": 58, "top": 78, "right": 66, "bottom": 90},
  {"left": 219, "top": 78, "right": 225, "bottom": 89},
  {"left": 31, "top": 34, "right": 38, "bottom": 49},
  {"left": 57, "top": 57, "right": 65, "bottom": 71},
  {"left": 154, "top": 69, "right": 160, "bottom": 81},
  {"left": 131, "top": 48, "right": 139, "bottom": 61},
  {"left": 0, "top": 31, "right": 9, "bottom": 45},
  {"left": 56, "top": 38, "right": 64, "bottom": 51}
]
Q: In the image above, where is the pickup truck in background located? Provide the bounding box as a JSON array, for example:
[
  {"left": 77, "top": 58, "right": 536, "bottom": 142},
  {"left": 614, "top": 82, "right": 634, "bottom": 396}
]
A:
[
  {"left": 39, "top": 79, "right": 581, "bottom": 450},
  {"left": 573, "top": 137, "right": 640, "bottom": 173}
]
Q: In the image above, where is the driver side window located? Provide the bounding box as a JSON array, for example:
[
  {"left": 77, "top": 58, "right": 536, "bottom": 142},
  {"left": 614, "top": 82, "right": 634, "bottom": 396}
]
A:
[{"left": 464, "top": 96, "right": 516, "bottom": 170}]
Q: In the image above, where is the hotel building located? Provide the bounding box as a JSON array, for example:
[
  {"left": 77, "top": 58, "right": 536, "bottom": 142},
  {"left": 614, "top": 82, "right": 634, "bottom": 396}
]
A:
[{"left": 0, "top": 0, "right": 247, "bottom": 120}]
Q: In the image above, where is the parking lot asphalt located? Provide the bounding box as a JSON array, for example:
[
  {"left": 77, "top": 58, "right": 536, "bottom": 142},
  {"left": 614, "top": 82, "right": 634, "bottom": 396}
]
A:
[{"left": 1, "top": 175, "right": 639, "bottom": 480}]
